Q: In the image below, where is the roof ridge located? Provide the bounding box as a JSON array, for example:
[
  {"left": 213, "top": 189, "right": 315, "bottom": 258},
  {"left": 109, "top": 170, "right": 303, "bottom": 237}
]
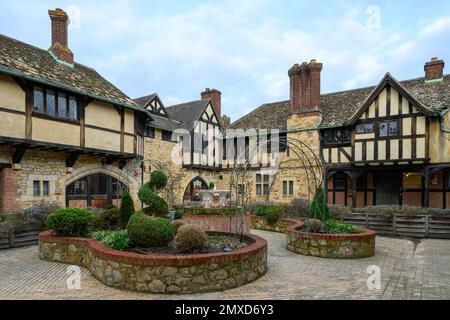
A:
[{"left": 166, "top": 99, "right": 206, "bottom": 109}]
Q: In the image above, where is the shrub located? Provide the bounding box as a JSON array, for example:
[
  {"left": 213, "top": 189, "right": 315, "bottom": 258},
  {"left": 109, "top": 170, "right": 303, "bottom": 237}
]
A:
[
  {"left": 324, "top": 219, "right": 363, "bottom": 234},
  {"left": 173, "top": 210, "right": 183, "bottom": 220},
  {"left": 45, "top": 208, "right": 93, "bottom": 237},
  {"left": 120, "top": 193, "right": 135, "bottom": 226},
  {"left": 305, "top": 218, "right": 324, "bottom": 233},
  {"left": 209, "top": 182, "right": 215, "bottom": 190},
  {"left": 255, "top": 205, "right": 269, "bottom": 217},
  {"left": 286, "top": 198, "right": 310, "bottom": 217},
  {"left": 172, "top": 220, "right": 185, "bottom": 233},
  {"left": 138, "top": 171, "right": 169, "bottom": 218},
  {"left": 127, "top": 213, "right": 174, "bottom": 247},
  {"left": 0, "top": 213, "right": 6, "bottom": 222},
  {"left": 21, "top": 201, "right": 61, "bottom": 226},
  {"left": 329, "top": 205, "right": 353, "bottom": 219},
  {"left": 265, "top": 207, "right": 284, "bottom": 224},
  {"left": 91, "top": 230, "right": 131, "bottom": 251},
  {"left": 174, "top": 224, "right": 207, "bottom": 253},
  {"left": 308, "top": 188, "right": 330, "bottom": 222},
  {"left": 92, "top": 208, "right": 121, "bottom": 231},
  {"left": 149, "top": 170, "right": 168, "bottom": 191}
]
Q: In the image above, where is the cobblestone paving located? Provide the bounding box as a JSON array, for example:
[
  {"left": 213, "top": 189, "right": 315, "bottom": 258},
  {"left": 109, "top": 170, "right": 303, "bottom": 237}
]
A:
[{"left": 0, "top": 230, "right": 449, "bottom": 300}]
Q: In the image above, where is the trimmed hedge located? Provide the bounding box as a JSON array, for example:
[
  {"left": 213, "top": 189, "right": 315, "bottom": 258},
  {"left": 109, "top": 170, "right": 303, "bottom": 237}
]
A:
[
  {"left": 120, "top": 193, "right": 135, "bottom": 226},
  {"left": 126, "top": 213, "right": 174, "bottom": 247},
  {"left": 45, "top": 208, "right": 93, "bottom": 237}
]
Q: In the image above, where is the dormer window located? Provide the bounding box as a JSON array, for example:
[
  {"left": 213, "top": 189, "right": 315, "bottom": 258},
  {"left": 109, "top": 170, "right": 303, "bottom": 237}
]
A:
[{"left": 33, "top": 86, "right": 78, "bottom": 121}]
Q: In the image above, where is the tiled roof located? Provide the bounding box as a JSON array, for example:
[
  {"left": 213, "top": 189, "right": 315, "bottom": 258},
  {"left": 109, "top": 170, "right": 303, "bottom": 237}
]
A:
[
  {"left": 231, "top": 74, "right": 450, "bottom": 130},
  {"left": 166, "top": 100, "right": 210, "bottom": 131},
  {"left": 0, "top": 34, "right": 147, "bottom": 114},
  {"left": 133, "top": 93, "right": 158, "bottom": 108}
]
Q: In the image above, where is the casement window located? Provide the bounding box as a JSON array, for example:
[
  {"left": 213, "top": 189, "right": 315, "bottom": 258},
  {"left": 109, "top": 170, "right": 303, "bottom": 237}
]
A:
[
  {"left": 283, "top": 181, "right": 294, "bottom": 196},
  {"left": 256, "top": 174, "right": 270, "bottom": 196},
  {"left": 33, "top": 86, "right": 78, "bottom": 121},
  {"left": 33, "top": 180, "right": 49, "bottom": 197},
  {"left": 144, "top": 124, "right": 155, "bottom": 138},
  {"left": 379, "top": 121, "right": 398, "bottom": 137},
  {"left": 333, "top": 173, "right": 346, "bottom": 191},
  {"left": 356, "top": 123, "right": 374, "bottom": 134},
  {"left": 323, "top": 128, "right": 351, "bottom": 146},
  {"left": 162, "top": 130, "right": 174, "bottom": 142},
  {"left": 33, "top": 181, "right": 40, "bottom": 197}
]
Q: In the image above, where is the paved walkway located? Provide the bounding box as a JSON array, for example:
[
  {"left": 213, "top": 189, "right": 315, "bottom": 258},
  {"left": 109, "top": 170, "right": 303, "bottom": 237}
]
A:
[{"left": 0, "top": 230, "right": 449, "bottom": 300}]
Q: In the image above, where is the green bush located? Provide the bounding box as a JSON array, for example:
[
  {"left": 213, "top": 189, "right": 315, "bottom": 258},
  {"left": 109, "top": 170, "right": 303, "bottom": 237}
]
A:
[
  {"left": 138, "top": 171, "right": 169, "bottom": 218},
  {"left": 127, "top": 213, "right": 174, "bottom": 247},
  {"left": 209, "top": 182, "right": 215, "bottom": 190},
  {"left": 93, "top": 208, "right": 121, "bottom": 231},
  {"left": 324, "top": 219, "right": 363, "bottom": 234},
  {"left": 172, "top": 220, "right": 185, "bottom": 233},
  {"left": 45, "top": 208, "right": 93, "bottom": 237},
  {"left": 0, "top": 213, "right": 6, "bottom": 222},
  {"left": 149, "top": 170, "right": 168, "bottom": 191},
  {"left": 305, "top": 218, "right": 324, "bottom": 233},
  {"left": 173, "top": 210, "right": 183, "bottom": 220},
  {"left": 120, "top": 193, "right": 135, "bottom": 226},
  {"left": 174, "top": 224, "right": 207, "bottom": 253},
  {"left": 265, "top": 207, "right": 284, "bottom": 224},
  {"left": 308, "top": 188, "right": 330, "bottom": 222},
  {"left": 90, "top": 230, "right": 132, "bottom": 251},
  {"left": 255, "top": 205, "right": 269, "bottom": 217}
]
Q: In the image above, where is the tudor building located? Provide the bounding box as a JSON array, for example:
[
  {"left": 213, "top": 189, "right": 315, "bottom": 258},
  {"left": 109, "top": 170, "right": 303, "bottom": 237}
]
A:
[{"left": 231, "top": 58, "right": 450, "bottom": 208}]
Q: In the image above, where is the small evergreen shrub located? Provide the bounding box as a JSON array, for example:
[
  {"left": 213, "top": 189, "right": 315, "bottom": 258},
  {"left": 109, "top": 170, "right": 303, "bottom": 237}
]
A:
[
  {"left": 265, "top": 207, "right": 284, "bottom": 224},
  {"left": 255, "top": 205, "right": 269, "bottom": 217},
  {"left": 127, "top": 213, "right": 174, "bottom": 247},
  {"left": 324, "top": 220, "right": 363, "bottom": 234},
  {"left": 120, "top": 193, "right": 135, "bottom": 226},
  {"left": 308, "top": 188, "right": 330, "bottom": 222},
  {"left": 172, "top": 220, "right": 185, "bottom": 233},
  {"left": 45, "top": 208, "right": 93, "bottom": 237},
  {"left": 90, "top": 230, "right": 131, "bottom": 251},
  {"left": 93, "top": 208, "right": 121, "bottom": 231},
  {"left": 174, "top": 224, "right": 207, "bottom": 253}
]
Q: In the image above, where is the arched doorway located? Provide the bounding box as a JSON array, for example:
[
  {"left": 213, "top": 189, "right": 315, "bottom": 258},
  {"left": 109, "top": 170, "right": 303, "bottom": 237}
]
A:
[
  {"left": 183, "top": 177, "right": 208, "bottom": 203},
  {"left": 66, "top": 173, "right": 128, "bottom": 208}
]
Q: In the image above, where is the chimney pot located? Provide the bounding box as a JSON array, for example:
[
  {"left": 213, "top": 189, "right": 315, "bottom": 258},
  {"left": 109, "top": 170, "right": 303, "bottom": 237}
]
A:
[
  {"left": 289, "top": 59, "right": 322, "bottom": 113},
  {"left": 48, "top": 8, "right": 74, "bottom": 66}
]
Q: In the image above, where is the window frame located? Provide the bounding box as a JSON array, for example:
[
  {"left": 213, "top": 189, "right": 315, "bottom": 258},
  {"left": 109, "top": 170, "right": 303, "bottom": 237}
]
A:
[
  {"left": 32, "top": 86, "right": 79, "bottom": 123},
  {"left": 144, "top": 124, "right": 155, "bottom": 138},
  {"left": 323, "top": 128, "right": 352, "bottom": 147},
  {"left": 162, "top": 130, "right": 174, "bottom": 142},
  {"left": 256, "top": 174, "right": 270, "bottom": 196},
  {"left": 33, "top": 180, "right": 41, "bottom": 197},
  {"left": 283, "top": 180, "right": 294, "bottom": 196}
]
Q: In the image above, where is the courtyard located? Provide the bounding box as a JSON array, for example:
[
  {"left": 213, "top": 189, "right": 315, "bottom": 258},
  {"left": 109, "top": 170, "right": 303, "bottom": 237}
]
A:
[{"left": 1, "top": 230, "right": 449, "bottom": 300}]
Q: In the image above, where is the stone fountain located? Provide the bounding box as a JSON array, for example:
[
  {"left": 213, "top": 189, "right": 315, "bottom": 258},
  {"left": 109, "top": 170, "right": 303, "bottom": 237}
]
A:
[{"left": 198, "top": 187, "right": 231, "bottom": 207}]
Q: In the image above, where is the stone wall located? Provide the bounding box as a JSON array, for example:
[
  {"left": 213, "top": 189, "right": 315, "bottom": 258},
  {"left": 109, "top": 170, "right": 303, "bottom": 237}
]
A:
[
  {"left": 286, "top": 225, "right": 376, "bottom": 259},
  {"left": 181, "top": 214, "right": 251, "bottom": 234},
  {"left": 39, "top": 230, "right": 267, "bottom": 294}
]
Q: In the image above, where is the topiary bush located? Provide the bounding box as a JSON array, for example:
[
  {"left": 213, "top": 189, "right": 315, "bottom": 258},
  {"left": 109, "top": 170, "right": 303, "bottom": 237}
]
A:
[
  {"left": 126, "top": 213, "right": 174, "bottom": 247},
  {"left": 308, "top": 188, "right": 330, "bottom": 222},
  {"left": 172, "top": 220, "right": 185, "bottom": 233},
  {"left": 174, "top": 224, "right": 207, "bottom": 253},
  {"left": 265, "top": 207, "right": 284, "bottom": 224},
  {"left": 92, "top": 208, "right": 121, "bottom": 231},
  {"left": 45, "top": 208, "right": 93, "bottom": 237},
  {"left": 149, "top": 170, "right": 168, "bottom": 191},
  {"left": 120, "top": 193, "right": 135, "bottom": 226},
  {"left": 138, "top": 171, "right": 169, "bottom": 218}
]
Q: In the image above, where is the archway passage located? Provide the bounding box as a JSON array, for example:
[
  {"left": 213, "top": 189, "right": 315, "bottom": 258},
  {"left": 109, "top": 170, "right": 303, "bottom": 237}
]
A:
[
  {"left": 66, "top": 173, "right": 128, "bottom": 208},
  {"left": 183, "top": 177, "right": 208, "bottom": 203}
]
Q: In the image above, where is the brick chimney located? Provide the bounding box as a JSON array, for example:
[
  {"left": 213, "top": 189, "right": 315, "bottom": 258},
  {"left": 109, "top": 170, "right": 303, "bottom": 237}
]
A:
[
  {"left": 48, "top": 8, "right": 74, "bottom": 66},
  {"left": 201, "top": 88, "right": 222, "bottom": 118},
  {"left": 221, "top": 115, "right": 231, "bottom": 128},
  {"left": 425, "top": 57, "right": 444, "bottom": 82},
  {"left": 288, "top": 59, "right": 323, "bottom": 113}
]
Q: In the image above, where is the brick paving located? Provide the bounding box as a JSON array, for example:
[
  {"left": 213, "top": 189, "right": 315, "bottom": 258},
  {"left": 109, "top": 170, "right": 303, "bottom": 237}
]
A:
[{"left": 0, "top": 230, "right": 449, "bottom": 300}]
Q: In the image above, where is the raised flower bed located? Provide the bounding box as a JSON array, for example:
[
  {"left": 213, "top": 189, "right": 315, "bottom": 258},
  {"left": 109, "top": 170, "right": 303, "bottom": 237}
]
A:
[
  {"left": 250, "top": 215, "right": 300, "bottom": 234},
  {"left": 286, "top": 223, "right": 375, "bottom": 259},
  {"left": 39, "top": 230, "right": 267, "bottom": 294}
]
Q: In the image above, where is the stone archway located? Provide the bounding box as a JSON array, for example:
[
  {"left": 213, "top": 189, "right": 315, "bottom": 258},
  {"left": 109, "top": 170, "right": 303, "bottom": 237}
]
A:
[{"left": 183, "top": 176, "right": 208, "bottom": 203}]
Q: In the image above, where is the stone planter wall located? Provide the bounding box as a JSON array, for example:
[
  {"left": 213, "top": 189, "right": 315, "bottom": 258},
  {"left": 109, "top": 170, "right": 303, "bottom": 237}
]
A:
[
  {"left": 181, "top": 214, "right": 251, "bottom": 234},
  {"left": 250, "top": 215, "right": 301, "bottom": 233},
  {"left": 286, "top": 225, "right": 376, "bottom": 259},
  {"left": 39, "top": 230, "right": 267, "bottom": 294}
]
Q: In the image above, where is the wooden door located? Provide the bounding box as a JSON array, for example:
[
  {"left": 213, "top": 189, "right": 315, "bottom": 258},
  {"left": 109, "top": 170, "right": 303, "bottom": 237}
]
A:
[{"left": 376, "top": 172, "right": 402, "bottom": 205}]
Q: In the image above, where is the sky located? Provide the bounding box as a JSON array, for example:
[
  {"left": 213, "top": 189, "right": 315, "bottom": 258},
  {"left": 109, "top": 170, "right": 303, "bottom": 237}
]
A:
[{"left": 1, "top": 0, "right": 449, "bottom": 122}]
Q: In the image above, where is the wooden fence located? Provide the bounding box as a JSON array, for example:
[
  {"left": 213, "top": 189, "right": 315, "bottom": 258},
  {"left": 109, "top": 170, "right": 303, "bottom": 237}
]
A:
[
  {"left": 0, "top": 224, "right": 41, "bottom": 250},
  {"left": 342, "top": 214, "right": 450, "bottom": 239}
]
